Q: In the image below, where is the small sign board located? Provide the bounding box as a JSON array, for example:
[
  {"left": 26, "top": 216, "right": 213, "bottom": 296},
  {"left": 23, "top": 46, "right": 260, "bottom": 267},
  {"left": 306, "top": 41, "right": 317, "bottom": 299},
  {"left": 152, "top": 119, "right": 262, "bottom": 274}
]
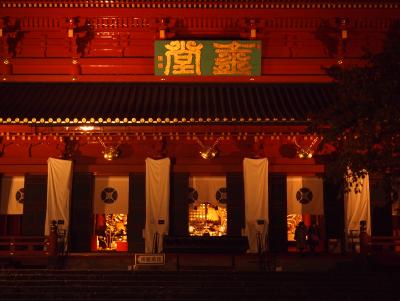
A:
[
  {"left": 155, "top": 40, "right": 261, "bottom": 76},
  {"left": 134, "top": 253, "right": 165, "bottom": 269}
]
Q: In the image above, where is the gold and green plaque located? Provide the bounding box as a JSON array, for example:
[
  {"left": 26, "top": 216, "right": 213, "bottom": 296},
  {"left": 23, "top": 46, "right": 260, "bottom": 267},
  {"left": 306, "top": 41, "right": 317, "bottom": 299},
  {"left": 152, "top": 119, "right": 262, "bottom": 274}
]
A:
[{"left": 155, "top": 40, "right": 261, "bottom": 76}]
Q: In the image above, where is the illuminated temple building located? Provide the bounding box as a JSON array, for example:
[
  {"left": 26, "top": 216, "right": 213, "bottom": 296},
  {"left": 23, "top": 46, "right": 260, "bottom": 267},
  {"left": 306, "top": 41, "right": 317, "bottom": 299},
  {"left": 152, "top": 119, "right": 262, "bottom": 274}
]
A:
[{"left": 0, "top": 0, "right": 399, "bottom": 257}]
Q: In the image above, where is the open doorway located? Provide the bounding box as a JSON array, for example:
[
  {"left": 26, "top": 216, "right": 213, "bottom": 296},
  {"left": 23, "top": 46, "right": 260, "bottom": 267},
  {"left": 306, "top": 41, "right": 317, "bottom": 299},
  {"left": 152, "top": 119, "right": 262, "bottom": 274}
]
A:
[
  {"left": 287, "top": 214, "right": 325, "bottom": 252},
  {"left": 188, "top": 176, "right": 227, "bottom": 237},
  {"left": 189, "top": 202, "right": 227, "bottom": 236},
  {"left": 94, "top": 213, "right": 127, "bottom": 251}
]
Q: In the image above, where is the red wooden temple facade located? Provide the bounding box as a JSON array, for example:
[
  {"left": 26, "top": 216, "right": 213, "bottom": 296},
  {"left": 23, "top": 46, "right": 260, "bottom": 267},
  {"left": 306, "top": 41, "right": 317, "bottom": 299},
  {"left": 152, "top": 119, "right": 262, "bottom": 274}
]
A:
[{"left": 0, "top": 0, "right": 399, "bottom": 254}]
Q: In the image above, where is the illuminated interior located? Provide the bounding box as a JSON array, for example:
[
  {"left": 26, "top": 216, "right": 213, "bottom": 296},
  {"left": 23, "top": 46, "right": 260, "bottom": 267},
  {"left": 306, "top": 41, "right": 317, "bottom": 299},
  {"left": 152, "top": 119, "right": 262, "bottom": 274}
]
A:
[
  {"left": 287, "top": 214, "right": 303, "bottom": 241},
  {"left": 96, "top": 214, "right": 127, "bottom": 251},
  {"left": 189, "top": 202, "right": 227, "bottom": 236}
]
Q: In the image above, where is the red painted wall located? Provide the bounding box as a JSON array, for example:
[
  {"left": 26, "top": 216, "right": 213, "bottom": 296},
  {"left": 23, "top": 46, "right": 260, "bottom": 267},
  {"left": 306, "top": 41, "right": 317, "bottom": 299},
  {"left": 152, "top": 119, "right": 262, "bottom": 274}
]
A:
[{"left": 1, "top": 2, "right": 398, "bottom": 82}]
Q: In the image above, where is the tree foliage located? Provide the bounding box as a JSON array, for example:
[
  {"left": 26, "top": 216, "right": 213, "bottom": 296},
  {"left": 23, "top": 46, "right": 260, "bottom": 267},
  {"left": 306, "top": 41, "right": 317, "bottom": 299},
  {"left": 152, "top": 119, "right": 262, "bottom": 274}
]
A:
[{"left": 310, "top": 22, "right": 400, "bottom": 194}]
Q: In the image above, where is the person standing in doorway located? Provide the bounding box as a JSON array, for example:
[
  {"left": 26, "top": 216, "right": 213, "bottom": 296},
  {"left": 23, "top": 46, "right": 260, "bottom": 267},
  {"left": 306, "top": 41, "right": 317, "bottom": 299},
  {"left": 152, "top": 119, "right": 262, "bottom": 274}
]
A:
[
  {"left": 308, "top": 223, "right": 320, "bottom": 254},
  {"left": 294, "top": 221, "right": 307, "bottom": 255}
]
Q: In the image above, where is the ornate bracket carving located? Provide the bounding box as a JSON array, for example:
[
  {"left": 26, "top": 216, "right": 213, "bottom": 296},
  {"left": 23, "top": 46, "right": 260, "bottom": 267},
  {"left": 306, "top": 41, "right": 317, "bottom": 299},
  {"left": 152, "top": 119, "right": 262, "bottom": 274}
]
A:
[
  {"left": 315, "top": 19, "right": 339, "bottom": 58},
  {"left": 154, "top": 18, "right": 176, "bottom": 39},
  {"left": 250, "top": 139, "right": 265, "bottom": 158},
  {"left": 57, "top": 137, "right": 79, "bottom": 159},
  {"left": 315, "top": 18, "right": 348, "bottom": 64},
  {"left": 149, "top": 137, "right": 168, "bottom": 159},
  {"left": 336, "top": 18, "right": 349, "bottom": 65},
  {"left": 240, "top": 18, "right": 262, "bottom": 39},
  {"left": 249, "top": 19, "right": 258, "bottom": 39},
  {"left": 67, "top": 17, "right": 94, "bottom": 58},
  {"left": 1, "top": 17, "right": 25, "bottom": 58},
  {"left": 0, "top": 136, "right": 15, "bottom": 157}
]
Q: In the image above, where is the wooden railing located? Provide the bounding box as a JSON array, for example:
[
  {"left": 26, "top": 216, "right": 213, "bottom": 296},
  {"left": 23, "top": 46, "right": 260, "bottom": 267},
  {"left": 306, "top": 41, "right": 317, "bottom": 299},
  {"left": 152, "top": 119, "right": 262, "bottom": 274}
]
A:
[
  {"left": 0, "top": 236, "right": 50, "bottom": 256},
  {"left": 0, "top": 235, "right": 59, "bottom": 268},
  {"left": 368, "top": 236, "right": 400, "bottom": 253}
]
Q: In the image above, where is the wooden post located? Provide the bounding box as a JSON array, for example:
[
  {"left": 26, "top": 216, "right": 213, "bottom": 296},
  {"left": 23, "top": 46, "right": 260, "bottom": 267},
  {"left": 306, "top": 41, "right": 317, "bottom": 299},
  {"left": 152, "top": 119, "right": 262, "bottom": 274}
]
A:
[
  {"left": 48, "top": 220, "right": 58, "bottom": 256},
  {"left": 359, "top": 221, "right": 370, "bottom": 255}
]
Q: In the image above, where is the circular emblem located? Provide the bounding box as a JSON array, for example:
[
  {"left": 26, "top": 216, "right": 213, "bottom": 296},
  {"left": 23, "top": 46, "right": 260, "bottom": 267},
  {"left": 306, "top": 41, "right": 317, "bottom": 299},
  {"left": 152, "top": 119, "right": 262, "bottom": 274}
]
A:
[
  {"left": 296, "top": 187, "right": 313, "bottom": 204},
  {"left": 101, "top": 187, "right": 118, "bottom": 204},
  {"left": 188, "top": 187, "right": 198, "bottom": 204},
  {"left": 216, "top": 187, "right": 227, "bottom": 204},
  {"left": 16, "top": 188, "right": 24, "bottom": 204}
]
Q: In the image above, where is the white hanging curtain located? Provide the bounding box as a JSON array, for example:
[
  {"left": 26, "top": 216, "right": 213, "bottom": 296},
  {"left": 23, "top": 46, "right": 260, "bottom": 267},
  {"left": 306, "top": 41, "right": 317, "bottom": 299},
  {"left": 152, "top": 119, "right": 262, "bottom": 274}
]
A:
[
  {"left": 93, "top": 176, "right": 129, "bottom": 214},
  {"left": 344, "top": 173, "right": 371, "bottom": 237},
  {"left": 45, "top": 158, "right": 73, "bottom": 238},
  {"left": 145, "top": 157, "right": 170, "bottom": 253},
  {"left": 0, "top": 176, "right": 24, "bottom": 214},
  {"left": 243, "top": 158, "right": 269, "bottom": 253},
  {"left": 287, "top": 176, "right": 324, "bottom": 215},
  {"left": 189, "top": 176, "right": 226, "bottom": 206}
]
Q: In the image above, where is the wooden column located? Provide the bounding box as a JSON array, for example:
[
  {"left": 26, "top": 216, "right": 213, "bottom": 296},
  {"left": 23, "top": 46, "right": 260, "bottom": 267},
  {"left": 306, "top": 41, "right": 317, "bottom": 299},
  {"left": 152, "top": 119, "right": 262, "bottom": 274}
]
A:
[
  {"left": 169, "top": 173, "right": 189, "bottom": 236},
  {"left": 268, "top": 174, "right": 287, "bottom": 252},
  {"left": 323, "top": 179, "right": 344, "bottom": 241},
  {"left": 128, "top": 173, "right": 146, "bottom": 253},
  {"left": 370, "top": 180, "right": 392, "bottom": 236},
  {"left": 226, "top": 173, "right": 245, "bottom": 237},
  {"left": 22, "top": 174, "right": 47, "bottom": 236},
  {"left": 70, "top": 173, "right": 94, "bottom": 252}
]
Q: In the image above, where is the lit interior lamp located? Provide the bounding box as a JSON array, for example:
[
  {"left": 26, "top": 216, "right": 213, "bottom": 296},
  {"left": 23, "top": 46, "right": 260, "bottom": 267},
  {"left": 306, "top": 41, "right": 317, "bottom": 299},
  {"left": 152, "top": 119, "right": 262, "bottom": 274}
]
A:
[
  {"left": 199, "top": 147, "right": 219, "bottom": 160},
  {"left": 102, "top": 146, "right": 120, "bottom": 161},
  {"left": 196, "top": 137, "right": 222, "bottom": 160},
  {"left": 297, "top": 148, "right": 313, "bottom": 159},
  {"left": 98, "top": 138, "right": 121, "bottom": 161},
  {"left": 294, "top": 137, "right": 318, "bottom": 159}
]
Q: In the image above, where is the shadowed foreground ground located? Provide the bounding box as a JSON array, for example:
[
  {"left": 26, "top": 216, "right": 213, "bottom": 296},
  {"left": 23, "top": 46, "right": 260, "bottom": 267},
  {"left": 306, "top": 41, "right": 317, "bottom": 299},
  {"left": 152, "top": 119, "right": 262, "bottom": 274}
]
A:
[{"left": 1, "top": 252, "right": 399, "bottom": 300}]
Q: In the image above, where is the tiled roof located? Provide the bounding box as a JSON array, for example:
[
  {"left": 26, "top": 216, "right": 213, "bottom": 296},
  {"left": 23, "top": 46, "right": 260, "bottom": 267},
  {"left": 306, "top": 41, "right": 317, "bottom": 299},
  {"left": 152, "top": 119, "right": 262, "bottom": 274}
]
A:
[{"left": 0, "top": 82, "right": 334, "bottom": 125}]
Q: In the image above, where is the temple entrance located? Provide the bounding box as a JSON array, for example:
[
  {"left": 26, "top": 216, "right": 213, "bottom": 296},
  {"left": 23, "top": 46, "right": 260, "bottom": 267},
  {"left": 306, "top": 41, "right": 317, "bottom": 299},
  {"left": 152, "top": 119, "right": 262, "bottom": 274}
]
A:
[
  {"left": 286, "top": 176, "right": 325, "bottom": 252},
  {"left": 92, "top": 176, "right": 129, "bottom": 252},
  {"left": 188, "top": 176, "right": 228, "bottom": 237},
  {"left": 188, "top": 202, "right": 227, "bottom": 236},
  {"left": 94, "top": 214, "right": 127, "bottom": 251},
  {"left": 287, "top": 214, "right": 325, "bottom": 252}
]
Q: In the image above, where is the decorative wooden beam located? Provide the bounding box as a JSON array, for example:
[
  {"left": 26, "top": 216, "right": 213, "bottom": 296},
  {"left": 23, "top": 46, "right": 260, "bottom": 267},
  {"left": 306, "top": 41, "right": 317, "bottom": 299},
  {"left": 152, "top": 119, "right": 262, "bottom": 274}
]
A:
[{"left": 1, "top": 1, "right": 400, "bottom": 10}]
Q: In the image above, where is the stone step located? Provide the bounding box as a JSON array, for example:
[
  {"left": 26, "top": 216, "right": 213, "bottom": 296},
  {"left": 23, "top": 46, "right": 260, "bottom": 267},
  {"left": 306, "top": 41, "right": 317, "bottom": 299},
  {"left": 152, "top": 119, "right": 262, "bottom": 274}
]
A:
[
  {"left": 0, "top": 270, "right": 398, "bottom": 300},
  {"left": 0, "top": 291, "right": 394, "bottom": 301}
]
